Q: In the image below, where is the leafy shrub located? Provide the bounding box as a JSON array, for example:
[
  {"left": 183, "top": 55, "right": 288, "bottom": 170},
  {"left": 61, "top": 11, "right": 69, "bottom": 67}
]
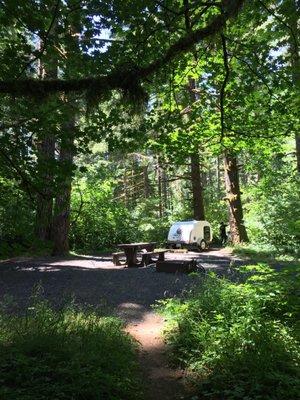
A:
[
  {"left": 158, "top": 265, "right": 300, "bottom": 400},
  {"left": 70, "top": 182, "right": 139, "bottom": 252},
  {"left": 132, "top": 199, "right": 174, "bottom": 245},
  {"left": 0, "top": 298, "right": 141, "bottom": 400},
  {"left": 231, "top": 243, "right": 298, "bottom": 262},
  {"left": 0, "top": 178, "right": 34, "bottom": 257},
  {"left": 244, "top": 169, "right": 300, "bottom": 256}
]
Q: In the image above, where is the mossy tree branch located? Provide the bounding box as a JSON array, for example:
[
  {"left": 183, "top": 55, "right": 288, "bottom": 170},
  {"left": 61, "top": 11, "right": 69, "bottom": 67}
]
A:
[{"left": 0, "top": 0, "right": 245, "bottom": 97}]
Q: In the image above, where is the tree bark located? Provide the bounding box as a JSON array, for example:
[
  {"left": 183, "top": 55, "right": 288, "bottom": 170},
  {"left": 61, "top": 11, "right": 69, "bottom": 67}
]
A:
[
  {"left": 223, "top": 152, "right": 249, "bottom": 243},
  {"left": 190, "top": 152, "right": 205, "bottom": 220},
  {"left": 286, "top": 0, "right": 300, "bottom": 172},
  {"left": 52, "top": 117, "right": 75, "bottom": 256},
  {"left": 217, "top": 155, "right": 221, "bottom": 198},
  {"left": 184, "top": 0, "right": 205, "bottom": 221},
  {"left": 162, "top": 167, "right": 168, "bottom": 211},
  {"left": 143, "top": 165, "right": 151, "bottom": 198},
  {"left": 124, "top": 170, "right": 128, "bottom": 207},
  {"left": 35, "top": 136, "right": 55, "bottom": 241},
  {"left": 157, "top": 159, "right": 163, "bottom": 218},
  {"left": 188, "top": 78, "right": 206, "bottom": 220},
  {"left": 296, "top": 134, "right": 300, "bottom": 173},
  {"left": 35, "top": 18, "right": 58, "bottom": 242}
]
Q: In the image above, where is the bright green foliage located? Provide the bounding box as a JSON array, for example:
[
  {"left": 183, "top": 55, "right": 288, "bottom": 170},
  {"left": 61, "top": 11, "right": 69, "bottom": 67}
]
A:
[
  {"left": 231, "top": 243, "right": 297, "bottom": 263},
  {"left": 132, "top": 198, "right": 189, "bottom": 245},
  {"left": 242, "top": 144, "right": 300, "bottom": 256},
  {"left": 70, "top": 183, "right": 187, "bottom": 251},
  {"left": 68, "top": 144, "right": 191, "bottom": 252},
  {"left": 0, "top": 298, "right": 141, "bottom": 400},
  {"left": 0, "top": 177, "right": 35, "bottom": 257},
  {"left": 70, "top": 181, "right": 139, "bottom": 252},
  {"left": 131, "top": 199, "right": 170, "bottom": 243},
  {"left": 158, "top": 265, "right": 300, "bottom": 400},
  {"left": 0, "top": 0, "right": 299, "bottom": 257},
  {"left": 245, "top": 172, "right": 300, "bottom": 255}
]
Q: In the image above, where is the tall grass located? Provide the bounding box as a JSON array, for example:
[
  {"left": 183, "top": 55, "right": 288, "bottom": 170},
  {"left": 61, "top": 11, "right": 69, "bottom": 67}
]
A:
[
  {"left": 158, "top": 265, "right": 300, "bottom": 400},
  {"left": 0, "top": 298, "right": 141, "bottom": 400}
]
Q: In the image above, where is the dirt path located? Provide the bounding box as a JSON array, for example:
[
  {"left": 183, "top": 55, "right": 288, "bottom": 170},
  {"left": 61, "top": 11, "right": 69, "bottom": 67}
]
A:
[
  {"left": 126, "top": 311, "right": 186, "bottom": 400},
  {"left": 121, "top": 249, "right": 238, "bottom": 399},
  {"left": 0, "top": 248, "right": 241, "bottom": 399}
]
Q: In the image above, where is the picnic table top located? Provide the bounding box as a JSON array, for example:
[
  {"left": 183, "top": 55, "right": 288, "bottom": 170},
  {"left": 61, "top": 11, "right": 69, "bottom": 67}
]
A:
[{"left": 117, "top": 242, "right": 156, "bottom": 248}]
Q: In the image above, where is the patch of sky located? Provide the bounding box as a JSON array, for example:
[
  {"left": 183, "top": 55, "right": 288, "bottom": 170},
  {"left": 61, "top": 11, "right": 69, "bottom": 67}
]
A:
[
  {"left": 81, "top": 26, "right": 112, "bottom": 55},
  {"left": 81, "top": 13, "right": 130, "bottom": 56}
]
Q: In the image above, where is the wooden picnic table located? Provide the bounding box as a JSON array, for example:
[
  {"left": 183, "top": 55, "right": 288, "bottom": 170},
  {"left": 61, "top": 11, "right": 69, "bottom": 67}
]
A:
[{"left": 117, "top": 242, "right": 156, "bottom": 268}]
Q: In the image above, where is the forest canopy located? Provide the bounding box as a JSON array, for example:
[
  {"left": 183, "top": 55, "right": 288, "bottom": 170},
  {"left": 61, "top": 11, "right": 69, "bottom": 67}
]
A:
[{"left": 0, "top": 0, "right": 299, "bottom": 256}]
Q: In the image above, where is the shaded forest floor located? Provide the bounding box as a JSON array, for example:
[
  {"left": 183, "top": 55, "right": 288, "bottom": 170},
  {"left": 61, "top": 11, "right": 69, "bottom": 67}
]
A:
[
  {"left": 0, "top": 248, "right": 297, "bottom": 399},
  {"left": 0, "top": 248, "right": 239, "bottom": 317}
]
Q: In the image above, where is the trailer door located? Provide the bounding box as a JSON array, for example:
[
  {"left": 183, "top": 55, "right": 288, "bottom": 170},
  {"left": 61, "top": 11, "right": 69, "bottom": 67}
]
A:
[{"left": 204, "top": 226, "right": 211, "bottom": 242}]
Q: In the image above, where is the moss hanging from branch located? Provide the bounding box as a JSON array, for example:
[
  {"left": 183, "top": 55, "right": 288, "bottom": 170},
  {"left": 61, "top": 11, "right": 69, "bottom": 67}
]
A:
[{"left": 0, "top": 0, "right": 245, "bottom": 101}]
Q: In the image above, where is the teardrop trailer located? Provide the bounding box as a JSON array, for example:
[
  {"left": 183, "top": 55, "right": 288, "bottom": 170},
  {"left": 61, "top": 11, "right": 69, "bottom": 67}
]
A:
[{"left": 167, "top": 220, "right": 212, "bottom": 251}]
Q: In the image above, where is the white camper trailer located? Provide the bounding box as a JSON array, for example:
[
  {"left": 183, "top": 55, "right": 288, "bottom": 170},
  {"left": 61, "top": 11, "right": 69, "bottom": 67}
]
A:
[{"left": 167, "top": 220, "right": 212, "bottom": 251}]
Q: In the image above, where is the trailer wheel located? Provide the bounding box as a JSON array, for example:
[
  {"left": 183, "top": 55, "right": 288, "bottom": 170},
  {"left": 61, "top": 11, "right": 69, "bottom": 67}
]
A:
[{"left": 198, "top": 240, "right": 206, "bottom": 251}]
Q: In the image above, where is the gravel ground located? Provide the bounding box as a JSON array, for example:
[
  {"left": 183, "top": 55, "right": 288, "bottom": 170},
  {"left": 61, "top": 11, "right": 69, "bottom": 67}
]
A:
[
  {"left": 0, "top": 249, "right": 238, "bottom": 322},
  {"left": 0, "top": 249, "right": 291, "bottom": 400}
]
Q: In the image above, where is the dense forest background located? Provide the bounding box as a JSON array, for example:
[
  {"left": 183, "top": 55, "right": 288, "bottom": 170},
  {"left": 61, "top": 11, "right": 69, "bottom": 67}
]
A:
[{"left": 0, "top": 0, "right": 299, "bottom": 258}]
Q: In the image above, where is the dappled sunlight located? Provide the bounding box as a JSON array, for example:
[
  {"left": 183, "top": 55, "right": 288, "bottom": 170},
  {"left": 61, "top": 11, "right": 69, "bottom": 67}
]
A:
[
  {"left": 126, "top": 310, "right": 166, "bottom": 351},
  {"left": 0, "top": 1, "right": 298, "bottom": 399},
  {"left": 0, "top": 299, "right": 141, "bottom": 400},
  {"left": 125, "top": 308, "right": 186, "bottom": 399},
  {"left": 0, "top": 249, "right": 248, "bottom": 319},
  {"left": 117, "top": 302, "right": 148, "bottom": 324},
  {"left": 0, "top": 253, "right": 202, "bottom": 316}
]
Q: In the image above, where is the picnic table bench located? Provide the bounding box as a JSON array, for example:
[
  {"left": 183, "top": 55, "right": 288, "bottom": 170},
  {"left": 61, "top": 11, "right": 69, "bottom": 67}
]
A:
[
  {"left": 115, "top": 242, "right": 157, "bottom": 268},
  {"left": 112, "top": 249, "right": 167, "bottom": 267},
  {"left": 112, "top": 251, "right": 126, "bottom": 266},
  {"left": 141, "top": 249, "right": 167, "bottom": 266}
]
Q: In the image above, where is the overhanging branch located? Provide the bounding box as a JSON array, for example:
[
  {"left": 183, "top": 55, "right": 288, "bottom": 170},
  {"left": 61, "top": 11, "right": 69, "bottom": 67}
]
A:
[{"left": 0, "top": 0, "right": 245, "bottom": 97}]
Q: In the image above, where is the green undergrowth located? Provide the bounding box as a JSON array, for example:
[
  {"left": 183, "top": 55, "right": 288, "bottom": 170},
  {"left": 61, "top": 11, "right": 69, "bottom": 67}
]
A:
[
  {"left": 157, "top": 264, "right": 300, "bottom": 400},
  {"left": 231, "top": 243, "right": 299, "bottom": 263},
  {"left": 0, "top": 240, "right": 53, "bottom": 260},
  {"left": 0, "top": 297, "right": 142, "bottom": 400}
]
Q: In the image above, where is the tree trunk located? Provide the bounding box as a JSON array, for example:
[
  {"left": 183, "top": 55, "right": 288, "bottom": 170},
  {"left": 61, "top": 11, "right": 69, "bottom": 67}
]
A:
[
  {"left": 184, "top": 0, "right": 206, "bottom": 220},
  {"left": 223, "top": 152, "right": 249, "bottom": 243},
  {"left": 124, "top": 170, "right": 128, "bottom": 207},
  {"left": 296, "top": 135, "right": 300, "bottom": 173},
  {"left": 52, "top": 117, "right": 75, "bottom": 256},
  {"left": 286, "top": 0, "right": 300, "bottom": 172},
  {"left": 162, "top": 167, "right": 168, "bottom": 211},
  {"left": 51, "top": 13, "right": 83, "bottom": 255},
  {"left": 217, "top": 155, "right": 221, "bottom": 198},
  {"left": 188, "top": 78, "right": 206, "bottom": 220},
  {"left": 35, "top": 23, "right": 57, "bottom": 241},
  {"left": 190, "top": 152, "right": 205, "bottom": 220},
  {"left": 157, "top": 159, "right": 163, "bottom": 218},
  {"left": 35, "top": 136, "right": 55, "bottom": 241},
  {"left": 143, "top": 165, "right": 151, "bottom": 198}
]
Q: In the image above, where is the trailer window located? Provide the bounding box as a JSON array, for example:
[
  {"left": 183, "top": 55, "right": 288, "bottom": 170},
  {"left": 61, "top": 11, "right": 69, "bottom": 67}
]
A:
[{"left": 204, "top": 226, "right": 210, "bottom": 241}]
